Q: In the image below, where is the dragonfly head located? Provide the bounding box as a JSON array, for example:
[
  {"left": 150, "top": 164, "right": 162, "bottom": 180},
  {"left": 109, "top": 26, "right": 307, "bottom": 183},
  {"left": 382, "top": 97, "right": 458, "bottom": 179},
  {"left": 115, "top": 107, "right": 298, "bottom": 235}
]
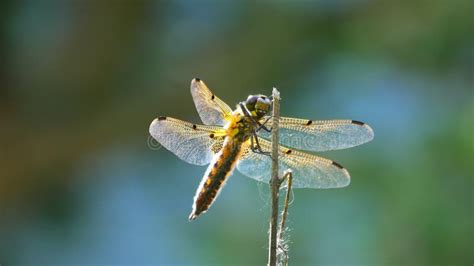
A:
[{"left": 245, "top": 94, "right": 272, "bottom": 118}]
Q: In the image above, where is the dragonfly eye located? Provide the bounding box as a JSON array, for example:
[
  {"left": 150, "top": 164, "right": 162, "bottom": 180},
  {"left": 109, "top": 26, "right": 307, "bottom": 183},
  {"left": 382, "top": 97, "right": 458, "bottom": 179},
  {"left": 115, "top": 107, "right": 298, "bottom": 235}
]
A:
[
  {"left": 245, "top": 95, "right": 259, "bottom": 111},
  {"left": 255, "top": 96, "right": 271, "bottom": 117},
  {"left": 246, "top": 95, "right": 258, "bottom": 105},
  {"left": 245, "top": 95, "right": 271, "bottom": 117},
  {"left": 256, "top": 97, "right": 270, "bottom": 111}
]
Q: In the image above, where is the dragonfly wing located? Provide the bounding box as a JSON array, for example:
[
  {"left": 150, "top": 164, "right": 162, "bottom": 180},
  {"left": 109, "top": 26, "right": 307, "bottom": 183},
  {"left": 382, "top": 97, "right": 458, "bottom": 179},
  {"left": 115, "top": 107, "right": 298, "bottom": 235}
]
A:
[
  {"left": 190, "top": 78, "right": 233, "bottom": 126},
  {"left": 236, "top": 138, "right": 350, "bottom": 188},
  {"left": 149, "top": 116, "right": 224, "bottom": 166},
  {"left": 258, "top": 117, "right": 374, "bottom": 152}
]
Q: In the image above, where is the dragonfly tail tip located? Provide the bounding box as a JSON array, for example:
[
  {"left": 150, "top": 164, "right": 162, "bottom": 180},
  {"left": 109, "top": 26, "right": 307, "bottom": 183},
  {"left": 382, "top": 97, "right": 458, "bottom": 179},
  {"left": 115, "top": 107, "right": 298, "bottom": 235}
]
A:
[{"left": 188, "top": 212, "right": 198, "bottom": 221}]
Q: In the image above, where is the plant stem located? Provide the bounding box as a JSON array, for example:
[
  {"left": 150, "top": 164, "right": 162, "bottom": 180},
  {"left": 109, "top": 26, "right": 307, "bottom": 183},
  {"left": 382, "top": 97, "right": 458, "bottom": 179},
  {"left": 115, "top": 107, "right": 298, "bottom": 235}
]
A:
[
  {"left": 277, "top": 170, "right": 293, "bottom": 266},
  {"left": 268, "top": 88, "right": 281, "bottom": 266},
  {"left": 278, "top": 170, "right": 292, "bottom": 242}
]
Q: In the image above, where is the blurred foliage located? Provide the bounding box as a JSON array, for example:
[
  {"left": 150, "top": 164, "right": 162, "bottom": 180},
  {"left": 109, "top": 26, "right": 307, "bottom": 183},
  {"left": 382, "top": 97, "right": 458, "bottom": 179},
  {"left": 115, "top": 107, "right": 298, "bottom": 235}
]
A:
[{"left": 1, "top": 0, "right": 473, "bottom": 265}]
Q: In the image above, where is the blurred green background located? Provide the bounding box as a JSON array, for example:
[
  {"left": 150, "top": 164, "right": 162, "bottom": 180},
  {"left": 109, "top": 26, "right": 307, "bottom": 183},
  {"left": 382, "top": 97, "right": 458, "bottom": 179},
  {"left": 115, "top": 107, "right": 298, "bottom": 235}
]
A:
[{"left": 1, "top": 1, "right": 473, "bottom": 265}]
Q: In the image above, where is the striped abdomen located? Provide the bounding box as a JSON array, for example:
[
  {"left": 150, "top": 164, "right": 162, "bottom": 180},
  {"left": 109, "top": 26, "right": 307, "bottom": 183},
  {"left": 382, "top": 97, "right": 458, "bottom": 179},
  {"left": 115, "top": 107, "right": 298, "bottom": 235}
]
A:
[{"left": 189, "top": 136, "right": 244, "bottom": 220}]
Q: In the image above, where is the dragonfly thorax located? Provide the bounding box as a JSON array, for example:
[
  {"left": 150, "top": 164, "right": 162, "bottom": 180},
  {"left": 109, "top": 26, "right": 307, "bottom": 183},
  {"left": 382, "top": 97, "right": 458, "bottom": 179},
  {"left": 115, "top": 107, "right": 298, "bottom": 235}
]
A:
[{"left": 225, "top": 112, "right": 256, "bottom": 140}]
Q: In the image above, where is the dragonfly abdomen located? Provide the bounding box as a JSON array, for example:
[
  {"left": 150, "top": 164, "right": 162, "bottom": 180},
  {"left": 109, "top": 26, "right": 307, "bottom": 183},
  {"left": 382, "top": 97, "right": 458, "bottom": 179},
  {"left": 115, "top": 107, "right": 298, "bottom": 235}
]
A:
[{"left": 189, "top": 136, "right": 245, "bottom": 220}]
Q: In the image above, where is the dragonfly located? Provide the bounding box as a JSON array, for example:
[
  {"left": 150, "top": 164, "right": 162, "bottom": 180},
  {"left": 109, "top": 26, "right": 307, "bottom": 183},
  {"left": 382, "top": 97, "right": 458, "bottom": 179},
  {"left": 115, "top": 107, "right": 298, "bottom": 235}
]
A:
[{"left": 149, "top": 78, "right": 374, "bottom": 220}]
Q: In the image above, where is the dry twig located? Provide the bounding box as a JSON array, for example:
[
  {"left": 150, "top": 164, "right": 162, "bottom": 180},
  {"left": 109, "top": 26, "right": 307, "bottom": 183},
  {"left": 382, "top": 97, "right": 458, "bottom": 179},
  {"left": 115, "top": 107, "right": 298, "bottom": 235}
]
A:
[{"left": 268, "top": 88, "right": 282, "bottom": 266}]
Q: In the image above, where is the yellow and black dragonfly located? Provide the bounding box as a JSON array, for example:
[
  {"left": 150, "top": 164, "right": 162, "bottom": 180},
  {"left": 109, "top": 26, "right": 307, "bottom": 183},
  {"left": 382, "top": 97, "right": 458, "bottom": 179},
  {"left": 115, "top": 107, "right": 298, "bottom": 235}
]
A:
[{"left": 149, "top": 78, "right": 374, "bottom": 220}]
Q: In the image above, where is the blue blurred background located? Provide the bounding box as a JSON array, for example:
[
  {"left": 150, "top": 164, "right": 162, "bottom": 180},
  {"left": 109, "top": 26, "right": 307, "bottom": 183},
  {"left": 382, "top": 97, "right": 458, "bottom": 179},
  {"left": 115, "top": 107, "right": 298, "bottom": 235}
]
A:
[{"left": 1, "top": 1, "right": 473, "bottom": 265}]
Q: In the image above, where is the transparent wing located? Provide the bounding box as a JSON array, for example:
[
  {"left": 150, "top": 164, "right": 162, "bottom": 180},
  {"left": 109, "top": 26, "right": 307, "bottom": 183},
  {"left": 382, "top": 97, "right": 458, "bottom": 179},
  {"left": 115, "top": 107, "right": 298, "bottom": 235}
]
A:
[
  {"left": 236, "top": 138, "right": 350, "bottom": 188},
  {"left": 190, "top": 78, "right": 233, "bottom": 126},
  {"left": 258, "top": 117, "right": 374, "bottom": 152},
  {"left": 149, "top": 116, "right": 224, "bottom": 166}
]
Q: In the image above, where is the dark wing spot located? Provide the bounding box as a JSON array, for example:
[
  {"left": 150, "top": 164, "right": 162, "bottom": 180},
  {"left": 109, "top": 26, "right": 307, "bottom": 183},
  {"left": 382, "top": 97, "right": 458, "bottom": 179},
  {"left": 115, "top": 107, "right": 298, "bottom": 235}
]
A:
[
  {"left": 211, "top": 94, "right": 215, "bottom": 100},
  {"left": 285, "top": 149, "right": 292, "bottom": 155},
  {"left": 158, "top": 116, "right": 167, "bottom": 121},
  {"left": 209, "top": 133, "right": 215, "bottom": 138},
  {"left": 332, "top": 161, "right": 344, "bottom": 169},
  {"left": 192, "top": 124, "right": 197, "bottom": 130},
  {"left": 351, "top": 120, "right": 365, "bottom": 126},
  {"left": 194, "top": 77, "right": 201, "bottom": 82},
  {"left": 306, "top": 120, "right": 313, "bottom": 126}
]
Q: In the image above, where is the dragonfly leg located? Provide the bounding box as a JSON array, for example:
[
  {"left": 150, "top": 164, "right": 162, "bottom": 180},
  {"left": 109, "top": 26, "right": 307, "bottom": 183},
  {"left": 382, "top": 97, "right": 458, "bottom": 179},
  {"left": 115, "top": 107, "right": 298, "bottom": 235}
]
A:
[
  {"left": 250, "top": 136, "right": 263, "bottom": 154},
  {"left": 239, "top": 102, "right": 252, "bottom": 118},
  {"left": 249, "top": 134, "right": 262, "bottom": 154},
  {"left": 250, "top": 134, "right": 256, "bottom": 150},
  {"left": 250, "top": 133, "right": 271, "bottom": 156},
  {"left": 240, "top": 102, "right": 272, "bottom": 133},
  {"left": 240, "top": 102, "right": 272, "bottom": 132},
  {"left": 256, "top": 116, "right": 272, "bottom": 132}
]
